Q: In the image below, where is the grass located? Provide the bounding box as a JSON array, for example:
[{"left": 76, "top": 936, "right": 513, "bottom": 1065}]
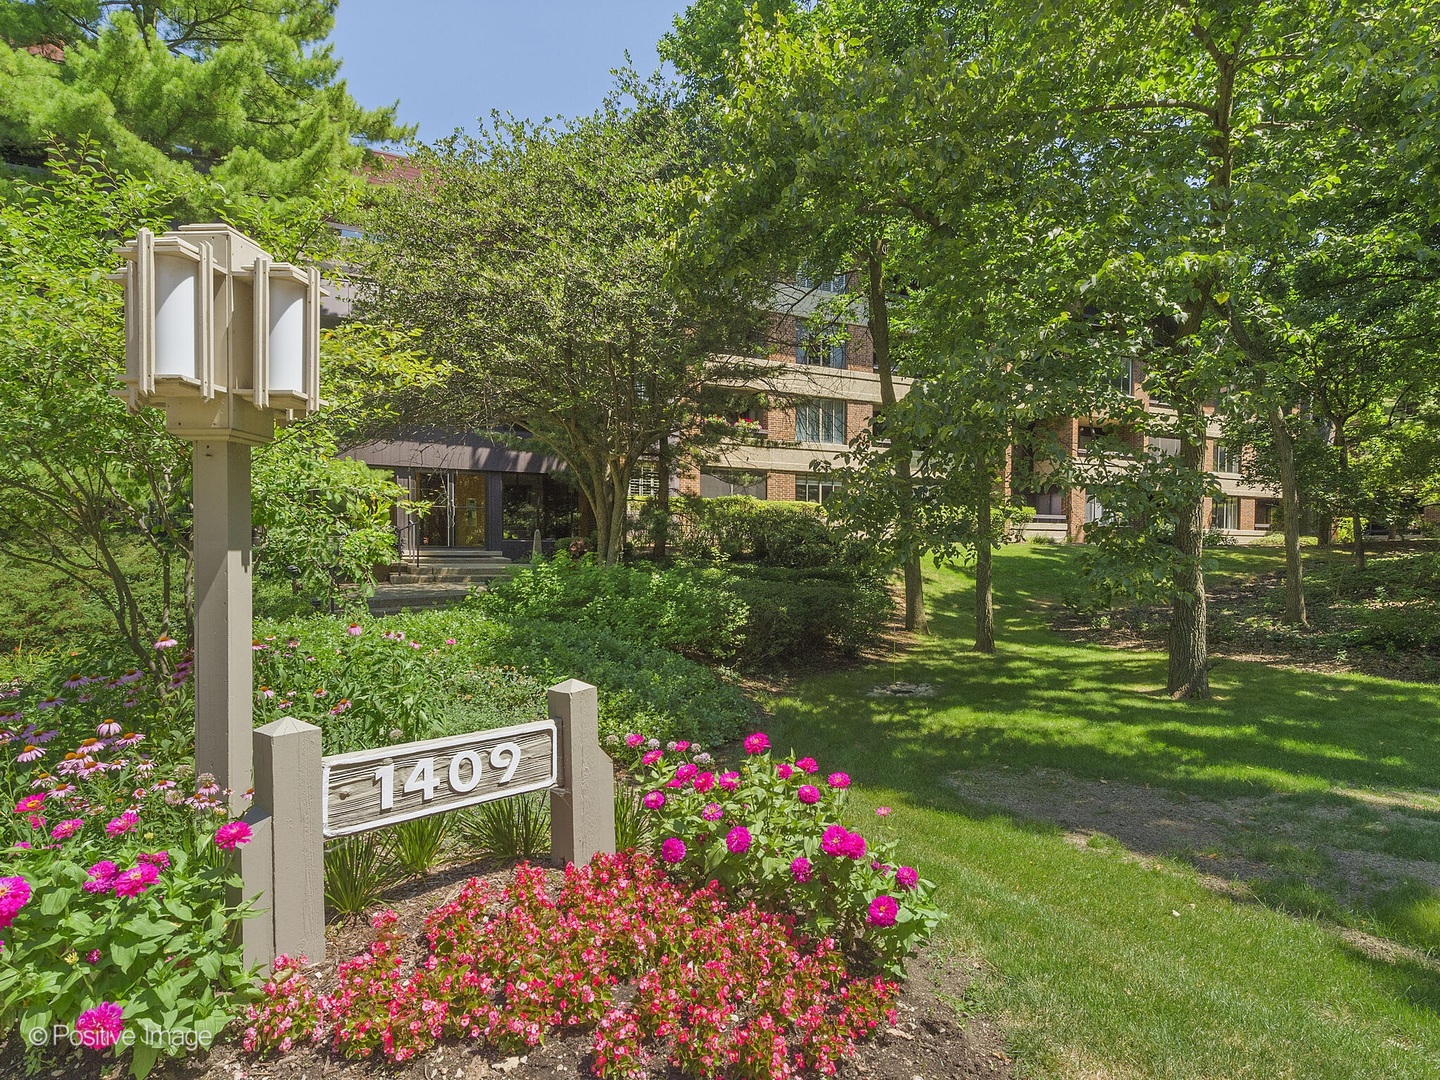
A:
[{"left": 764, "top": 544, "right": 1440, "bottom": 1079}]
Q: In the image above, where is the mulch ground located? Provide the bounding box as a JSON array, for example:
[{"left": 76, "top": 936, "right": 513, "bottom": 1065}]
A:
[{"left": 1, "top": 858, "right": 1012, "bottom": 1080}]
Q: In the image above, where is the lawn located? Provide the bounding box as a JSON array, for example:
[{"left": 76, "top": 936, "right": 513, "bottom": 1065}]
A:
[{"left": 764, "top": 544, "right": 1440, "bottom": 1079}]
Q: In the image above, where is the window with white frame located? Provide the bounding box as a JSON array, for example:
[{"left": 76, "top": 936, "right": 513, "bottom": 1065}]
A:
[
  {"left": 1212, "top": 442, "right": 1237, "bottom": 473},
  {"left": 628, "top": 462, "right": 660, "bottom": 499},
  {"left": 1148, "top": 436, "right": 1181, "bottom": 459},
  {"left": 795, "top": 399, "right": 847, "bottom": 444},
  {"left": 796, "top": 475, "right": 841, "bottom": 503},
  {"left": 1210, "top": 495, "right": 1240, "bottom": 530},
  {"left": 796, "top": 319, "right": 846, "bottom": 368},
  {"left": 797, "top": 270, "right": 847, "bottom": 293}
]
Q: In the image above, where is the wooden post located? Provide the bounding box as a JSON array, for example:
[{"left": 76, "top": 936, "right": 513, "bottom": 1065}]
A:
[
  {"left": 246, "top": 716, "right": 325, "bottom": 969},
  {"left": 548, "top": 679, "right": 615, "bottom": 867}
]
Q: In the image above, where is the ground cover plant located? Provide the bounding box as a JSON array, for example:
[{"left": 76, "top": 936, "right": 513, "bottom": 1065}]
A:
[
  {"left": 765, "top": 544, "right": 1440, "bottom": 1079},
  {"left": 244, "top": 853, "right": 899, "bottom": 1078},
  {"left": 0, "top": 651, "right": 259, "bottom": 1078}
]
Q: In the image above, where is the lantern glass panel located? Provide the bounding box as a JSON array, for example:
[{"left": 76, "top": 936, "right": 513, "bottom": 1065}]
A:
[
  {"left": 154, "top": 254, "right": 198, "bottom": 380},
  {"left": 268, "top": 277, "right": 306, "bottom": 397}
]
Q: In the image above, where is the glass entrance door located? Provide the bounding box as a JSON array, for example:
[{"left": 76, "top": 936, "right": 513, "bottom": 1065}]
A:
[
  {"left": 416, "top": 471, "right": 453, "bottom": 547},
  {"left": 454, "top": 472, "right": 488, "bottom": 547}
]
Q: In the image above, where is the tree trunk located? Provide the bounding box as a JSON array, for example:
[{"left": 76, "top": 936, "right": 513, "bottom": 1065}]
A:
[
  {"left": 1352, "top": 510, "right": 1366, "bottom": 572},
  {"left": 1167, "top": 417, "right": 1210, "bottom": 699},
  {"left": 652, "top": 433, "right": 672, "bottom": 561},
  {"left": 1267, "top": 404, "right": 1308, "bottom": 627},
  {"left": 974, "top": 458, "right": 995, "bottom": 653},
  {"left": 869, "top": 248, "right": 926, "bottom": 633}
]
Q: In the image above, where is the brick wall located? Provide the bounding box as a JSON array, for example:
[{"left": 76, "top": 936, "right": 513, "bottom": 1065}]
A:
[
  {"left": 768, "top": 472, "right": 797, "bottom": 501},
  {"left": 677, "top": 465, "right": 700, "bottom": 497},
  {"left": 847, "top": 324, "right": 874, "bottom": 372},
  {"left": 766, "top": 403, "right": 796, "bottom": 441},
  {"left": 1239, "top": 496, "right": 1256, "bottom": 531},
  {"left": 846, "top": 401, "right": 871, "bottom": 442}
]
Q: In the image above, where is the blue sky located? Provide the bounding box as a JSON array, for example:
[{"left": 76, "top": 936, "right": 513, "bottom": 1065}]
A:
[{"left": 329, "top": 1, "right": 688, "bottom": 143}]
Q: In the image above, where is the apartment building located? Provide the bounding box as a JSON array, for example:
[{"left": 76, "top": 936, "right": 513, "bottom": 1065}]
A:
[{"left": 676, "top": 274, "right": 911, "bottom": 504}]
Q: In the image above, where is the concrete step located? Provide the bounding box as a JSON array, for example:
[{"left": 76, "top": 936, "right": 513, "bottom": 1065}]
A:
[
  {"left": 391, "top": 565, "right": 512, "bottom": 585},
  {"left": 368, "top": 583, "right": 474, "bottom": 616}
]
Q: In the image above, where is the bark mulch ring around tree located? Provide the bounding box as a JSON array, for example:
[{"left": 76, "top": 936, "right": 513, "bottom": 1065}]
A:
[{"left": 1, "top": 858, "right": 1012, "bottom": 1080}]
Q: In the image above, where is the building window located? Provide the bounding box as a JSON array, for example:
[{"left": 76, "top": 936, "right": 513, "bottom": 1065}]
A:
[
  {"left": 1255, "top": 500, "right": 1274, "bottom": 528},
  {"left": 795, "top": 399, "right": 847, "bottom": 445},
  {"left": 1210, "top": 495, "right": 1240, "bottom": 531},
  {"left": 629, "top": 462, "right": 660, "bottom": 499},
  {"left": 1212, "top": 442, "right": 1237, "bottom": 473},
  {"left": 1084, "top": 495, "right": 1114, "bottom": 524},
  {"left": 796, "top": 319, "right": 846, "bottom": 368},
  {"left": 699, "top": 470, "right": 767, "bottom": 499},
  {"left": 1148, "top": 436, "right": 1181, "bottom": 459},
  {"left": 796, "top": 475, "right": 841, "bottom": 503},
  {"left": 1113, "top": 357, "right": 1134, "bottom": 396},
  {"left": 797, "top": 270, "right": 847, "bottom": 293},
  {"left": 1029, "top": 486, "right": 1065, "bottom": 518}
]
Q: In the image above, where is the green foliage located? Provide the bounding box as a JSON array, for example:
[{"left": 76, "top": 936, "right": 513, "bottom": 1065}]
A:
[
  {"left": 612, "top": 785, "right": 654, "bottom": 853},
  {"left": 722, "top": 567, "right": 893, "bottom": 665},
  {"left": 388, "top": 816, "right": 452, "bottom": 880},
  {"left": 252, "top": 424, "right": 410, "bottom": 607},
  {"left": 457, "top": 793, "right": 551, "bottom": 862},
  {"left": 479, "top": 553, "right": 748, "bottom": 662},
  {"left": 0, "top": 0, "right": 411, "bottom": 211},
  {"left": 323, "top": 834, "right": 402, "bottom": 924},
  {"left": 667, "top": 496, "right": 855, "bottom": 569}
]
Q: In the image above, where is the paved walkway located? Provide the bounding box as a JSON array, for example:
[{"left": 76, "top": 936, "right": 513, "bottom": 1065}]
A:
[{"left": 367, "top": 582, "right": 474, "bottom": 615}]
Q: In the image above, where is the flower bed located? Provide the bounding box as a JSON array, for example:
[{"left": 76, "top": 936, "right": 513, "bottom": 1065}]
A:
[
  {"left": 0, "top": 654, "right": 257, "bottom": 1079},
  {"left": 617, "top": 731, "right": 945, "bottom": 974},
  {"left": 245, "top": 853, "right": 897, "bottom": 1078}
]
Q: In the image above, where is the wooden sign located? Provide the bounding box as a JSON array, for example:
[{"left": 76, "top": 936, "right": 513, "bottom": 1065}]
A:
[{"left": 320, "top": 719, "right": 557, "bottom": 838}]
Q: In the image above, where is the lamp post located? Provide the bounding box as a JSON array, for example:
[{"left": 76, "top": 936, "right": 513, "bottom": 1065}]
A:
[{"left": 112, "top": 225, "right": 323, "bottom": 966}]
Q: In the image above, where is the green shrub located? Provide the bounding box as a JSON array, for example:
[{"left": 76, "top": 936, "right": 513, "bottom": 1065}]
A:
[
  {"left": 721, "top": 568, "right": 892, "bottom": 665},
  {"left": 457, "top": 793, "right": 550, "bottom": 861},
  {"left": 669, "top": 496, "right": 847, "bottom": 569},
  {"left": 324, "top": 834, "right": 402, "bottom": 923}
]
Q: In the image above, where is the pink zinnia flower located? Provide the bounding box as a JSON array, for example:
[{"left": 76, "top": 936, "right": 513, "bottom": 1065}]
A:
[
  {"left": 13, "top": 794, "right": 44, "bottom": 814},
  {"left": 642, "top": 791, "right": 665, "bottom": 811},
  {"left": 51, "top": 818, "right": 83, "bottom": 840},
  {"left": 701, "top": 803, "right": 723, "bottom": 822},
  {"left": 83, "top": 861, "right": 119, "bottom": 894},
  {"left": 875, "top": 806, "right": 892, "bottom": 817},
  {"left": 674, "top": 740, "right": 690, "bottom": 753},
  {"left": 797, "top": 784, "right": 821, "bottom": 805},
  {"left": 692, "top": 771, "right": 715, "bottom": 793},
  {"left": 624, "top": 733, "right": 645, "bottom": 749},
  {"left": 796, "top": 757, "right": 818, "bottom": 774},
  {"left": 75, "top": 1002, "right": 124, "bottom": 1049},
  {"left": 867, "top": 895, "right": 899, "bottom": 928},
  {"left": 214, "top": 821, "right": 253, "bottom": 850},
  {"left": 0, "top": 876, "right": 31, "bottom": 927},
  {"left": 742, "top": 732, "right": 770, "bottom": 755},
  {"left": 138, "top": 850, "right": 171, "bottom": 870},
  {"left": 660, "top": 837, "right": 686, "bottom": 864},
  {"left": 791, "top": 856, "right": 813, "bottom": 883},
  {"left": 717, "top": 771, "right": 740, "bottom": 791},
  {"left": 821, "top": 825, "right": 849, "bottom": 856},
  {"left": 675, "top": 763, "right": 698, "bottom": 783},
  {"left": 827, "top": 772, "right": 851, "bottom": 789},
  {"left": 725, "top": 825, "right": 752, "bottom": 854},
  {"left": 86, "top": 949, "right": 101, "bottom": 963},
  {"left": 842, "top": 831, "right": 867, "bottom": 859},
  {"left": 105, "top": 811, "right": 138, "bottom": 838},
  {"left": 113, "top": 864, "right": 158, "bottom": 898},
  {"left": 895, "top": 865, "right": 919, "bottom": 890},
  {"left": 641, "top": 750, "right": 663, "bottom": 766},
  {"left": 777, "top": 763, "right": 794, "bottom": 780}
]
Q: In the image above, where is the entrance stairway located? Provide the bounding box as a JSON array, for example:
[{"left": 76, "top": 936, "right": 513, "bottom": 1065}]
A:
[{"left": 368, "top": 550, "right": 516, "bottom": 615}]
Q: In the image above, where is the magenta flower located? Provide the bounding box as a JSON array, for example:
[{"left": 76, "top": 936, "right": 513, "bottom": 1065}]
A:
[
  {"left": 725, "top": 826, "right": 752, "bottom": 854},
  {"left": 214, "top": 821, "right": 253, "bottom": 850},
  {"left": 624, "top": 733, "right": 645, "bottom": 749},
  {"left": 790, "top": 856, "right": 813, "bottom": 883},
  {"left": 842, "top": 831, "right": 867, "bottom": 860},
  {"left": 674, "top": 740, "right": 691, "bottom": 753},
  {"left": 895, "top": 865, "right": 920, "bottom": 890},
  {"left": 86, "top": 949, "right": 100, "bottom": 963},
  {"left": 701, "top": 803, "right": 723, "bottom": 822},
  {"left": 797, "top": 784, "right": 821, "bottom": 805},
  {"left": 105, "top": 811, "right": 138, "bottom": 838},
  {"left": 113, "top": 864, "right": 159, "bottom": 898},
  {"left": 777, "top": 763, "right": 794, "bottom": 780},
  {"left": 641, "top": 749, "right": 663, "bottom": 766},
  {"left": 13, "top": 794, "right": 44, "bottom": 814},
  {"left": 660, "top": 837, "right": 687, "bottom": 864},
  {"left": 675, "top": 763, "right": 698, "bottom": 783},
  {"left": 83, "top": 861, "right": 119, "bottom": 894},
  {"left": 642, "top": 791, "right": 665, "bottom": 811},
  {"left": 867, "top": 895, "right": 899, "bottom": 928},
  {"left": 138, "top": 850, "right": 171, "bottom": 870},
  {"left": 50, "top": 818, "right": 83, "bottom": 840},
  {"left": 693, "top": 771, "right": 715, "bottom": 793},
  {"left": 827, "top": 772, "right": 851, "bottom": 789},
  {"left": 717, "top": 771, "right": 740, "bottom": 791},
  {"left": 0, "top": 876, "right": 31, "bottom": 927},
  {"left": 75, "top": 1002, "right": 124, "bottom": 1049},
  {"left": 742, "top": 732, "right": 771, "bottom": 755},
  {"left": 821, "top": 825, "right": 849, "bottom": 856},
  {"left": 875, "top": 806, "right": 892, "bottom": 817},
  {"left": 796, "top": 757, "right": 819, "bottom": 774}
]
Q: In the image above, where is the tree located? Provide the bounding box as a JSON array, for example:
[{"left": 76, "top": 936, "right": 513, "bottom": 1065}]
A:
[
  {"left": 354, "top": 92, "right": 770, "bottom": 564},
  {"left": 1022, "top": 0, "right": 1440, "bottom": 696},
  {"left": 0, "top": 0, "right": 410, "bottom": 208}
]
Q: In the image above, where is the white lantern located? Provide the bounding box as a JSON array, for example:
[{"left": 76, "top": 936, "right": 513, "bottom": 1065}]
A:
[
  {"left": 113, "top": 228, "right": 216, "bottom": 405},
  {"left": 251, "top": 258, "right": 320, "bottom": 412}
]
